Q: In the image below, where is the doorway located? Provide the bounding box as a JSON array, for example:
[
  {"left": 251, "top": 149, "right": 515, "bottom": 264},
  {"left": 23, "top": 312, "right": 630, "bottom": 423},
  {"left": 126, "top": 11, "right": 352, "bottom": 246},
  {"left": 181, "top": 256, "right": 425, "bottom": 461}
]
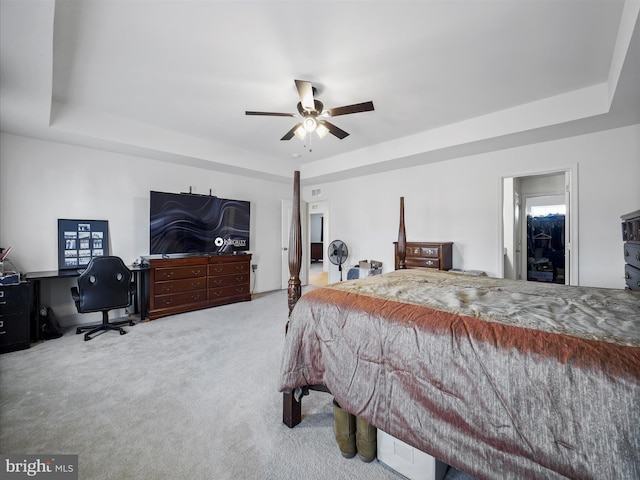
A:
[
  {"left": 526, "top": 198, "right": 566, "bottom": 284},
  {"left": 308, "top": 201, "right": 329, "bottom": 287},
  {"left": 502, "top": 168, "right": 577, "bottom": 285}
]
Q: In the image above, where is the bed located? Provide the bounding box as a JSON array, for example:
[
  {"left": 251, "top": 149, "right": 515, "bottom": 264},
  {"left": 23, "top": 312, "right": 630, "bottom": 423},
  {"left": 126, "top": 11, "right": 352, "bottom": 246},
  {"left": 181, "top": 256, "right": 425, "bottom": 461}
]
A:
[{"left": 279, "top": 172, "right": 640, "bottom": 479}]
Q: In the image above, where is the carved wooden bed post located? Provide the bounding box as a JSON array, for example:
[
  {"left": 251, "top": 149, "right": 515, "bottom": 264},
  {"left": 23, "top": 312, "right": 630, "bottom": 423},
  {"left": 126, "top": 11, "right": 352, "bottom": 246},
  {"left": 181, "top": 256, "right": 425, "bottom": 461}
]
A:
[
  {"left": 398, "top": 196, "right": 407, "bottom": 269},
  {"left": 287, "top": 170, "right": 302, "bottom": 317},
  {"left": 284, "top": 170, "right": 302, "bottom": 427}
]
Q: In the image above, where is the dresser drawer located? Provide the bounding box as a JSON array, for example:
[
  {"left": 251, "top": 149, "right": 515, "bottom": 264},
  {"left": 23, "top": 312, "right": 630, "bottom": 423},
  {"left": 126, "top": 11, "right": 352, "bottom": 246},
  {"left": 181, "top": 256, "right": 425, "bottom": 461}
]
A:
[
  {"left": 154, "top": 289, "right": 207, "bottom": 309},
  {"left": 624, "top": 264, "right": 640, "bottom": 291},
  {"left": 208, "top": 262, "right": 250, "bottom": 276},
  {"left": 155, "top": 264, "right": 206, "bottom": 281},
  {"left": 208, "top": 273, "right": 249, "bottom": 288},
  {"left": 406, "top": 257, "right": 441, "bottom": 269},
  {"left": 623, "top": 242, "right": 640, "bottom": 270},
  {"left": 406, "top": 245, "right": 441, "bottom": 258},
  {"left": 208, "top": 283, "right": 250, "bottom": 300},
  {"left": 154, "top": 277, "right": 207, "bottom": 295}
]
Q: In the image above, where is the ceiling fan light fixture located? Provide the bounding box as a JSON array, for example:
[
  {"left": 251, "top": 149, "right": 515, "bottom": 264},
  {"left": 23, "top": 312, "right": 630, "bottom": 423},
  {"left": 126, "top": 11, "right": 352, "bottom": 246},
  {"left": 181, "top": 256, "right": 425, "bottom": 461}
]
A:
[
  {"left": 316, "top": 123, "right": 329, "bottom": 138},
  {"left": 246, "top": 80, "right": 374, "bottom": 143},
  {"left": 294, "top": 125, "right": 307, "bottom": 140},
  {"left": 303, "top": 117, "right": 317, "bottom": 132}
]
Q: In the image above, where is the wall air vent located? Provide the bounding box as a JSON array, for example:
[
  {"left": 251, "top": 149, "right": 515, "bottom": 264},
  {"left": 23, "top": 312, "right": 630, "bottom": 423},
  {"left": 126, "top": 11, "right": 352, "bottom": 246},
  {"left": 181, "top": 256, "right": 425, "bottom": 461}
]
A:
[{"left": 311, "top": 188, "right": 322, "bottom": 197}]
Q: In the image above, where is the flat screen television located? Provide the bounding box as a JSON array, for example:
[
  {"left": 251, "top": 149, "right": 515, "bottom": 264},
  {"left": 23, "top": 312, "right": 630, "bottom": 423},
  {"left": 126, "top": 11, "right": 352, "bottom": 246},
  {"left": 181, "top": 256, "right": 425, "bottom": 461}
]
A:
[{"left": 149, "top": 191, "right": 250, "bottom": 255}]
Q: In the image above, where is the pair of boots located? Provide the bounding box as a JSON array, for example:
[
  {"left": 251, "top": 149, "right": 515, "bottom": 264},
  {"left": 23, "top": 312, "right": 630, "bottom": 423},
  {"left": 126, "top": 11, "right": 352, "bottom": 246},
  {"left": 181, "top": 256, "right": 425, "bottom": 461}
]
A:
[{"left": 332, "top": 399, "right": 377, "bottom": 462}]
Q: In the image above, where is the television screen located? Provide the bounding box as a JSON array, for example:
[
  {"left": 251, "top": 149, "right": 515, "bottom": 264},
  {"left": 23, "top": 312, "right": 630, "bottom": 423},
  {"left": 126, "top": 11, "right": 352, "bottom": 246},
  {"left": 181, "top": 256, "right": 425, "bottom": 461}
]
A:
[{"left": 149, "top": 191, "right": 250, "bottom": 255}]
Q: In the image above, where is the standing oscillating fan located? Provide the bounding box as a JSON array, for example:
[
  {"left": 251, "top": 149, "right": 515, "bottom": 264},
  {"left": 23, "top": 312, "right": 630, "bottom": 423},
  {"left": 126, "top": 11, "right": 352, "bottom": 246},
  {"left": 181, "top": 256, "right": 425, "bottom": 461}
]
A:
[{"left": 328, "top": 240, "right": 349, "bottom": 281}]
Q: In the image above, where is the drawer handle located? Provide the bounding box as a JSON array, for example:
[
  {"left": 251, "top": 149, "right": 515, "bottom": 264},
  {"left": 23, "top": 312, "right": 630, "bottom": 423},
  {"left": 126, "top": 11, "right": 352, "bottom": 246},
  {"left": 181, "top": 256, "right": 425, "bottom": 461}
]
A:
[
  {"left": 624, "top": 249, "right": 629, "bottom": 257},
  {"left": 163, "top": 298, "right": 173, "bottom": 305},
  {"left": 235, "top": 287, "right": 245, "bottom": 293},
  {"left": 191, "top": 294, "right": 201, "bottom": 301},
  {"left": 0, "top": 301, "right": 6, "bottom": 305},
  {"left": 163, "top": 285, "right": 174, "bottom": 293},
  {"left": 162, "top": 271, "right": 175, "bottom": 279},
  {"left": 191, "top": 282, "right": 201, "bottom": 288},
  {"left": 637, "top": 252, "right": 640, "bottom": 262},
  {"left": 213, "top": 279, "right": 223, "bottom": 285},
  {"left": 192, "top": 269, "right": 201, "bottom": 275},
  {"left": 426, "top": 260, "right": 435, "bottom": 266},
  {"left": 626, "top": 272, "right": 631, "bottom": 279},
  {"left": 212, "top": 267, "right": 223, "bottom": 273},
  {"left": 235, "top": 276, "right": 245, "bottom": 282},
  {"left": 425, "top": 249, "right": 436, "bottom": 256},
  {"left": 212, "top": 291, "right": 222, "bottom": 297},
  {"left": 235, "top": 265, "right": 246, "bottom": 271}
]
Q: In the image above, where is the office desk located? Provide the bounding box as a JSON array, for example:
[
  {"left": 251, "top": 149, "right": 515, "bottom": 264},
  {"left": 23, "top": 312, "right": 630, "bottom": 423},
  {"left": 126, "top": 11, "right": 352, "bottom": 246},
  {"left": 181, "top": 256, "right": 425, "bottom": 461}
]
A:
[{"left": 25, "top": 265, "right": 147, "bottom": 341}]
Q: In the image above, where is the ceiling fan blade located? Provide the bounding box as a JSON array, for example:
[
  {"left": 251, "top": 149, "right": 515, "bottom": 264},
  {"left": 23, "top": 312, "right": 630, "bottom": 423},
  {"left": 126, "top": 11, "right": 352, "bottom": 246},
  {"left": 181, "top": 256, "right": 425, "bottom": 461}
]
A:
[
  {"left": 327, "top": 101, "right": 375, "bottom": 117},
  {"left": 319, "top": 120, "right": 349, "bottom": 139},
  {"left": 294, "top": 80, "right": 315, "bottom": 111},
  {"left": 245, "top": 111, "right": 296, "bottom": 117},
  {"left": 281, "top": 123, "right": 302, "bottom": 141}
]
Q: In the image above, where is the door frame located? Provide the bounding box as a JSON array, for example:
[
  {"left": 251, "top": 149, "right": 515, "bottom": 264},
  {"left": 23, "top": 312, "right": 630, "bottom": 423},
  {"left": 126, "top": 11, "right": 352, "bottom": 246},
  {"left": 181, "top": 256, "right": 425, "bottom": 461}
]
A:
[{"left": 500, "top": 165, "right": 578, "bottom": 285}]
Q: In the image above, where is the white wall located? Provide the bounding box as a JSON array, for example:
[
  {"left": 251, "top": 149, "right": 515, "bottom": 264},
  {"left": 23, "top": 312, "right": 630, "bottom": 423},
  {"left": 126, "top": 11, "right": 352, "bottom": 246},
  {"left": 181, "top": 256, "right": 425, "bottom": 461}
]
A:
[
  {"left": 2, "top": 124, "right": 638, "bottom": 326},
  {"left": 303, "top": 124, "right": 640, "bottom": 289},
  {"left": 0, "top": 133, "right": 290, "bottom": 325}
]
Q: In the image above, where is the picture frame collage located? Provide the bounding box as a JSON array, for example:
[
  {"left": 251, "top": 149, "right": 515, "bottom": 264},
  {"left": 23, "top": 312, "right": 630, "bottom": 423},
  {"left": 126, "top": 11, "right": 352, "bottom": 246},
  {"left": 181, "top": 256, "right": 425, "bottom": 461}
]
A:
[{"left": 57, "top": 219, "right": 109, "bottom": 270}]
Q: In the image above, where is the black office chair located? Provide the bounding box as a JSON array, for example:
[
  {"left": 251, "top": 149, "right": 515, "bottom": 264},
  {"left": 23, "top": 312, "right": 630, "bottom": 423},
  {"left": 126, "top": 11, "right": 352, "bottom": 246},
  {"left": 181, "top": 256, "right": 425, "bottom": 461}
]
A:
[{"left": 71, "top": 256, "right": 135, "bottom": 341}]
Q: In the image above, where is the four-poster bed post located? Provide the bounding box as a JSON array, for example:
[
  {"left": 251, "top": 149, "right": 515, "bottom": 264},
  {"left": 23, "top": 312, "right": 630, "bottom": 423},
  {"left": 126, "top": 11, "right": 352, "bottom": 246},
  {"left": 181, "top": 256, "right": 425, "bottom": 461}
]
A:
[
  {"left": 283, "top": 170, "right": 302, "bottom": 427},
  {"left": 397, "top": 196, "right": 407, "bottom": 269},
  {"left": 282, "top": 181, "right": 409, "bottom": 427}
]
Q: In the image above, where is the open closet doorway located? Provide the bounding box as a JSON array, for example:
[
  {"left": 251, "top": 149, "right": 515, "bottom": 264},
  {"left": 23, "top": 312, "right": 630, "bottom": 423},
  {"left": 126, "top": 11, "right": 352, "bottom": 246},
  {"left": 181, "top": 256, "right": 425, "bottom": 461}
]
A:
[
  {"left": 308, "top": 201, "right": 329, "bottom": 287},
  {"left": 502, "top": 168, "right": 578, "bottom": 285}
]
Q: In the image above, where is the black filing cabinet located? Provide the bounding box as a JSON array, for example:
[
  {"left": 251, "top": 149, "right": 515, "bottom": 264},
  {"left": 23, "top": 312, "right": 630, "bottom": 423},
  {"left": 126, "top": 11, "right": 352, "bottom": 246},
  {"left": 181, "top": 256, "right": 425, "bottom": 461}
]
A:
[
  {"left": 622, "top": 210, "right": 640, "bottom": 291},
  {"left": 0, "top": 282, "right": 31, "bottom": 353}
]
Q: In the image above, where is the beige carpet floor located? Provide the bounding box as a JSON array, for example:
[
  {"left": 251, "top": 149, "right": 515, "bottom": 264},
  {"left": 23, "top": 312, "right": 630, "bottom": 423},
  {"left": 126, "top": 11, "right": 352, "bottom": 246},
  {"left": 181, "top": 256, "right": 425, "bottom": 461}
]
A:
[{"left": 0, "top": 287, "right": 475, "bottom": 480}]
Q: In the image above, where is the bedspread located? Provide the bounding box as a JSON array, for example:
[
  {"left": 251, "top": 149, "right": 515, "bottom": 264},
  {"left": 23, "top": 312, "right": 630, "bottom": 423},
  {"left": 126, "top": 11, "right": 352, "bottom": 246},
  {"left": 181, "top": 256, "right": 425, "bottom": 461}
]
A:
[{"left": 279, "top": 270, "right": 640, "bottom": 480}]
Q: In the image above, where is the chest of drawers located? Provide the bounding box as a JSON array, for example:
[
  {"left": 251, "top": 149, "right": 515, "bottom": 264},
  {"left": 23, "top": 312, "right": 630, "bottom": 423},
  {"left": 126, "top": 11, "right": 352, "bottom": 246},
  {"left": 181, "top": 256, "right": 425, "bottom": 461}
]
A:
[
  {"left": 394, "top": 242, "right": 453, "bottom": 271},
  {"left": 622, "top": 210, "right": 640, "bottom": 291},
  {"left": 0, "top": 282, "right": 31, "bottom": 353},
  {"left": 144, "top": 254, "right": 251, "bottom": 320}
]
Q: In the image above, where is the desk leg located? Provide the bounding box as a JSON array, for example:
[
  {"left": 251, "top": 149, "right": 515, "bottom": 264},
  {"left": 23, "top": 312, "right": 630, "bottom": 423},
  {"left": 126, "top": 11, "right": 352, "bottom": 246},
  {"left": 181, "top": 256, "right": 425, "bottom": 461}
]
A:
[
  {"left": 132, "top": 270, "right": 140, "bottom": 316},
  {"left": 30, "top": 279, "right": 41, "bottom": 342},
  {"left": 139, "top": 270, "right": 147, "bottom": 321}
]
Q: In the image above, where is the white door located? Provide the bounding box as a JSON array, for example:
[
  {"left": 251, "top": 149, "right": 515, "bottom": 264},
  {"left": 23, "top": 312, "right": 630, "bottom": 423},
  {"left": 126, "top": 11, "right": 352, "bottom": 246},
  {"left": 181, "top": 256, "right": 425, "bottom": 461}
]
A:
[{"left": 281, "top": 199, "right": 308, "bottom": 290}]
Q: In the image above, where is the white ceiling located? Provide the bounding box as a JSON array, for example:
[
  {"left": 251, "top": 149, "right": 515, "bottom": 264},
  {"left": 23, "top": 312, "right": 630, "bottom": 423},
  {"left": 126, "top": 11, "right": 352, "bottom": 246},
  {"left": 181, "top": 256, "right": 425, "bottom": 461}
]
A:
[{"left": 1, "top": 0, "right": 638, "bottom": 184}]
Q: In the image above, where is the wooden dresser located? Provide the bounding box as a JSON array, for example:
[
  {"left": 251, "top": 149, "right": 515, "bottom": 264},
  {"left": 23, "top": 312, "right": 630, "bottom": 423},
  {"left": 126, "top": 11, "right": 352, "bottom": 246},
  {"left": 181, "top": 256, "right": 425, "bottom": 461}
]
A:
[
  {"left": 143, "top": 254, "right": 252, "bottom": 320},
  {"left": 621, "top": 210, "right": 640, "bottom": 291},
  {"left": 394, "top": 241, "right": 453, "bottom": 271}
]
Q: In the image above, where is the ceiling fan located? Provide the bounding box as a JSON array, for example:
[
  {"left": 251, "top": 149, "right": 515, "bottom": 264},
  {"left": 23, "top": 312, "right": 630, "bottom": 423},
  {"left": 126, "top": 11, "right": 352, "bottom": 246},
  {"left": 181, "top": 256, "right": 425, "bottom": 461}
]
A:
[{"left": 245, "top": 80, "right": 374, "bottom": 141}]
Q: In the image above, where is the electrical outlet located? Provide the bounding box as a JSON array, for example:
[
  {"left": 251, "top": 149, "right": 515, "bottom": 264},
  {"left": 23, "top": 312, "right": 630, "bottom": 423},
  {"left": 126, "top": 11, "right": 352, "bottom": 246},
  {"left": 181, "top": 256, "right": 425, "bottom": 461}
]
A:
[{"left": 252, "top": 264, "right": 258, "bottom": 271}]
